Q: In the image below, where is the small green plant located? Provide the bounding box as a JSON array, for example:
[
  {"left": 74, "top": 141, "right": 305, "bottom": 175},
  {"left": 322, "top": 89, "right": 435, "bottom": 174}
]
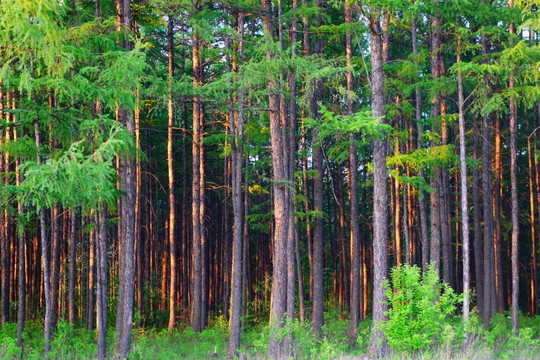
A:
[{"left": 381, "top": 263, "right": 463, "bottom": 354}]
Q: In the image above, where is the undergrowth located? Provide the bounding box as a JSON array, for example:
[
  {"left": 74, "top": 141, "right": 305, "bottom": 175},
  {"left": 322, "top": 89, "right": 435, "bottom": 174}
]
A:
[{"left": 0, "top": 311, "right": 537, "bottom": 359}]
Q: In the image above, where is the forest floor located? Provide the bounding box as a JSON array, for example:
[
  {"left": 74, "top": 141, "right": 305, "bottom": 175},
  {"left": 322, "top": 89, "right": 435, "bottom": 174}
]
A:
[{"left": 0, "top": 309, "right": 538, "bottom": 359}]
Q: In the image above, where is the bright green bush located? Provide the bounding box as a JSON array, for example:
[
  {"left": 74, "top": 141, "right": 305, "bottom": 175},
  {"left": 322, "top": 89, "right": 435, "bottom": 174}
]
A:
[{"left": 381, "top": 263, "right": 463, "bottom": 353}]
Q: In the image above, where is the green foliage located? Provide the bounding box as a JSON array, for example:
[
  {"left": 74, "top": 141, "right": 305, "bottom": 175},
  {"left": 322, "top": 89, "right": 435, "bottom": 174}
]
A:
[
  {"left": 381, "top": 263, "right": 463, "bottom": 353},
  {"left": 19, "top": 121, "right": 132, "bottom": 213}
]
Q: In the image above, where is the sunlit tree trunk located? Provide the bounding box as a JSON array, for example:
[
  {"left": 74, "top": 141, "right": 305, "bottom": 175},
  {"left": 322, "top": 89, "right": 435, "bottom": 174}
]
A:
[
  {"left": 457, "top": 40, "right": 471, "bottom": 340},
  {"left": 167, "top": 15, "right": 177, "bottom": 331},
  {"left": 1, "top": 87, "right": 10, "bottom": 328},
  {"left": 262, "top": 0, "right": 293, "bottom": 357}
]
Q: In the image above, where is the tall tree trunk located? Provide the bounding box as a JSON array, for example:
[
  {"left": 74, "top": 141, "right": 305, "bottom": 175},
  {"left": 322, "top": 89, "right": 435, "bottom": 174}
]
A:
[
  {"left": 311, "top": 0, "right": 325, "bottom": 337},
  {"left": 96, "top": 204, "right": 108, "bottom": 360},
  {"left": 429, "top": 9, "right": 441, "bottom": 273},
  {"left": 290, "top": 0, "right": 304, "bottom": 323},
  {"left": 472, "top": 124, "right": 484, "bottom": 314},
  {"left": 346, "top": 0, "right": 362, "bottom": 340},
  {"left": 481, "top": 111, "right": 496, "bottom": 326},
  {"left": 494, "top": 117, "right": 504, "bottom": 312},
  {"left": 411, "top": 15, "right": 429, "bottom": 273},
  {"left": 527, "top": 118, "right": 537, "bottom": 316},
  {"left": 262, "top": 0, "right": 292, "bottom": 357},
  {"left": 457, "top": 41, "right": 471, "bottom": 340},
  {"left": 1, "top": 89, "right": 10, "bottom": 327},
  {"left": 167, "top": 15, "right": 177, "bottom": 330},
  {"left": 191, "top": 0, "right": 206, "bottom": 332},
  {"left": 69, "top": 209, "right": 77, "bottom": 325},
  {"left": 15, "top": 108, "right": 25, "bottom": 348},
  {"left": 508, "top": 0, "right": 519, "bottom": 333},
  {"left": 228, "top": 10, "right": 245, "bottom": 358},
  {"left": 36, "top": 116, "right": 52, "bottom": 356},
  {"left": 114, "top": 1, "right": 137, "bottom": 357},
  {"left": 87, "top": 219, "right": 96, "bottom": 331},
  {"left": 369, "top": 7, "right": 389, "bottom": 357},
  {"left": 50, "top": 205, "right": 60, "bottom": 330}
]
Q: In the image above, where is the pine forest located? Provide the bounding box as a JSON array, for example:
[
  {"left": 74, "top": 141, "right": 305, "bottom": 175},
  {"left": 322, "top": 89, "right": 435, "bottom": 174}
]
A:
[{"left": 0, "top": 0, "right": 539, "bottom": 359}]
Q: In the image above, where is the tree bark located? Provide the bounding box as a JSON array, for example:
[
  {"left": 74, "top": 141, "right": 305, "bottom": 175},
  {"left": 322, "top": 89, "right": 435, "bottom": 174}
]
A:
[
  {"left": 114, "top": 1, "right": 137, "bottom": 357},
  {"left": 87, "top": 221, "right": 96, "bottom": 331},
  {"left": 227, "top": 10, "right": 245, "bottom": 358},
  {"left": 346, "top": 0, "right": 362, "bottom": 340},
  {"left": 96, "top": 204, "right": 108, "bottom": 360},
  {"left": 429, "top": 9, "right": 441, "bottom": 273},
  {"left": 508, "top": 0, "right": 519, "bottom": 333},
  {"left": 69, "top": 209, "right": 77, "bottom": 325},
  {"left": 311, "top": 0, "right": 325, "bottom": 337},
  {"left": 457, "top": 42, "right": 471, "bottom": 338},
  {"left": 191, "top": 0, "right": 206, "bottom": 332},
  {"left": 369, "top": 7, "right": 389, "bottom": 357},
  {"left": 36, "top": 117, "right": 52, "bottom": 356},
  {"left": 262, "top": 0, "right": 293, "bottom": 357},
  {"left": 494, "top": 117, "right": 504, "bottom": 312},
  {"left": 472, "top": 124, "right": 484, "bottom": 314},
  {"left": 167, "top": 15, "right": 177, "bottom": 330}
]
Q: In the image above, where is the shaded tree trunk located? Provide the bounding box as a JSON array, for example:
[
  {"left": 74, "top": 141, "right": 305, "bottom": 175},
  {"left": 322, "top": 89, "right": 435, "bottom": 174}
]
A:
[
  {"left": 346, "top": 0, "right": 362, "bottom": 340},
  {"left": 311, "top": 0, "right": 325, "bottom": 337},
  {"left": 96, "top": 204, "right": 108, "bottom": 360},
  {"left": 368, "top": 7, "right": 389, "bottom": 357},
  {"left": 227, "top": 10, "right": 245, "bottom": 358},
  {"left": 508, "top": 0, "right": 519, "bottom": 333},
  {"left": 191, "top": 0, "right": 206, "bottom": 332},
  {"left": 114, "top": 1, "right": 137, "bottom": 357}
]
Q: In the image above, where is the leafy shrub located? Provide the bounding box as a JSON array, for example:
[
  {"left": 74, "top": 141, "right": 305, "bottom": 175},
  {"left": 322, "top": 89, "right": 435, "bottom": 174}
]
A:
[
  {"left": 381, "top": 263, "right": 463, "bottom": 353},
  {"left": 0, "top": 337, "right": 20, "bottom": 359}
]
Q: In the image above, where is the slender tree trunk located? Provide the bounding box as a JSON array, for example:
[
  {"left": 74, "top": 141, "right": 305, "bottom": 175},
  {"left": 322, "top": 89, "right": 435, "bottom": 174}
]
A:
[
  {"left": 472, "top": 124, "right": 484, "bottom": 314},
  {"left": 429, "top": 9, "right": 442, "bottom": 273},
  {"left": 262, "top": 0, "right": 292, "bottom": 357},
  {"left": 87, "top": 219, "right": 95, "bottom": 331},
  {"left": 50, "top": 206, "right": 61, "bottom": 329},
  {"left": 527, "top": 118, "right": 537, "bottom": 317},
  {"left": 1, "top": 91, "right": 10, "bottom": 327},
  {"left": 369, "top": 7, "right": 389, "bottom": 357},
  {"left": 311, "top": 0, "right": 325, "bottom": 336},
  {"left": 290, "top": 0, "right": 304, "bottom": 323},
  {"left": 457, "top": 42, "right": 471, "bottom": 340},
  {"left": 0, "top": 85, "right": 5, "bottom": 328},
  {"left": 508, "top": 0, "right": 519, "bottom": 333},
  {"left": 96, "top": 204, "right": 108, "bottom": 360},
  {"left": 36, "top": 116, "right": 52, "bottom": 356},
  {"left": 114, "top": 1, "right": 137, "bottom": 357},
  {"left": 191, "top": 0, "right": 206, "bottom": 332},
  {"left": 15, "top": 113, "right": 25, "bottom": 348},
  {"left": 69, "top": 209, "right": 77, "bottom": 325},
  {"left": 346, "top": 0, "right": 362, "bottom": 340},
  {"left": 411, "top": 16, "right": 429, "bottom": 273},
  {"left": 481, "top": 112, "right": 496, "bottom": 326},
  {"left": 167, "top": 15, "right": 177, "bottom": 330},
  {"left": 494, "top": 117, "right": 504, "bottom": 312},
  {"left": 228, "top": 10, "right": 245, "bottom": 358}
]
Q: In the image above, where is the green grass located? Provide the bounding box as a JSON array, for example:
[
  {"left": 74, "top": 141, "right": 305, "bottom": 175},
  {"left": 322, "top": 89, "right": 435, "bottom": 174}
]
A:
[{"left": 0, "top": 312, "right": 538, "bottom": 359}]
